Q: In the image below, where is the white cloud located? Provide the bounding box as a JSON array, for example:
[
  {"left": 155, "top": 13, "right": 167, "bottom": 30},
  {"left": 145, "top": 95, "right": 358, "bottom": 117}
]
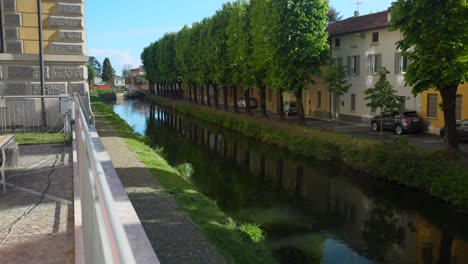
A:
[{"left": 88, "top": 48, "right": 140, "bottom": 76}]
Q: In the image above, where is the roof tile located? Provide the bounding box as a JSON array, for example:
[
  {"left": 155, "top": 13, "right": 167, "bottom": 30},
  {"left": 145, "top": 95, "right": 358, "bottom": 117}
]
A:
[{"left": 327, "top": 10, "right": 390, "bottom": 36}]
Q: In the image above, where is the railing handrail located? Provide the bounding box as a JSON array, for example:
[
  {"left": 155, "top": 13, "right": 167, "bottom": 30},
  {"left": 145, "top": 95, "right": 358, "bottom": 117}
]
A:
[
  {"left": 2, "top": 95, "right": 68, "bottom": 99},
  {"left": 73, "top": 94, "right": 136, "bottom": 264}
]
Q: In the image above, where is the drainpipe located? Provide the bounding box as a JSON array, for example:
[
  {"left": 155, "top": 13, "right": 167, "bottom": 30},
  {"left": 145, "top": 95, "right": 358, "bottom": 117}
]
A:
[
  {"left": 329, "top": 37, "right": 333, "bottom": 120},
  {"left": 37, "top": 0, "right": 46, "bottom": 127}
]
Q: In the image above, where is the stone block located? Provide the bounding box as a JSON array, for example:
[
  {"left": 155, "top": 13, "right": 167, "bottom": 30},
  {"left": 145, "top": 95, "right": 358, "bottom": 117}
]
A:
[
  {"left": 5, "top": 28, "right": 18, "bottom": 39},
  {"left": 4, "top": 13, "right": 21, "bottom": 26},
  {"left": 48, "top": 16, "right": 82, "bottom": 29},
  {"left": 6, "top": 41, "right": 23, "bottom": 53},
  {"left": 8, "top": 66, "right": 49, "bottom": 79},
  {"left": 57, "top": 3, "right": 82, "bottom": 15},
  {"left": 3, "top": 0, "right": 16, "bottom": 12},
  {"left": 58, "top": 30, "right": 82, "bottom": 42},
  {"left": 69, "top": 82, "right": 87, "bottom": 94},
  {"left": 3, "top": 83, "right": 30, "bottom": 95},
  {"left": 50, "top": 43, "right": 83, "bottom": 54},
  {"left": 52, "top": 66, "right": 84, "bottom": 80},
  {"left": 31, "top": 82, "right": 67, "bottom": 95}
]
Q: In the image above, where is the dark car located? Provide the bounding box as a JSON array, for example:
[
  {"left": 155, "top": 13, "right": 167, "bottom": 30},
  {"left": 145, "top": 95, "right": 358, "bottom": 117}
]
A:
[
  {"left": 284, "top": 101, "right": 298, "bottom": 116},
  {"left": 439, "top": 119, "right": 468, "bottom": 141},
  {"left": 371, "top": 110, "right": 424, "bottom": 135},
  {"left": 237, "top": 97, "right": 258, "bottom": 109}
]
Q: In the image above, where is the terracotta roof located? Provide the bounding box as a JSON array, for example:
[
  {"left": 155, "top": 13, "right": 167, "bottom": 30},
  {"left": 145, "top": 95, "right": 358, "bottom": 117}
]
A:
[{"left": 327, "top": 10, "right": 390, "bottom": 36}]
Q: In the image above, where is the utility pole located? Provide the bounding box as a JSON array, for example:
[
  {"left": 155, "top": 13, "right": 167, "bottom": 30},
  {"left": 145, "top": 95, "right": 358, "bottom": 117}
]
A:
[{"left": 37, "top": 0, "right": 46, "bottom": 127}]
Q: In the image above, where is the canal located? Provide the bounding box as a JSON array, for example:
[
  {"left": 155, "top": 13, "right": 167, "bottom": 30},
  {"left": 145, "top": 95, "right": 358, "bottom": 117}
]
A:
[{"left": 113, "top": 100, "right": 468, "bottom": 264}]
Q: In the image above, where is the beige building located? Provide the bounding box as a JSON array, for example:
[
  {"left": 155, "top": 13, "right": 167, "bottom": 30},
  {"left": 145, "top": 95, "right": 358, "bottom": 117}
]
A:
[{"left": 0, "top": 0, "right": 88, "bottom": 96}]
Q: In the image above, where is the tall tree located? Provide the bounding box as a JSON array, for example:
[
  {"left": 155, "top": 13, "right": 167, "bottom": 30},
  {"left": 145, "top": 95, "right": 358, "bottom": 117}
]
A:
[
  {"left": 364, "top": 68, "right": 402, "bottom": 139},
  {"left": 270, "top": 0, "right": 329, "bottom": 124},
  {"left": 102, "top": 57, "right": 115, "bottom": 85},
  {"left": 391, "top": 0, "right": 468, "bottom": 149},
  {"left": 122, "top": 64, "right": 132, "bottom": 86},
  {"left": 88, "top": 56, "right": 102, "bottom": 75},
  {"left": 324, "top": 64, "right": 351, "bottom": 129},
  {"left": 326, "top": 6, "right": 342, "bottom": 24}
]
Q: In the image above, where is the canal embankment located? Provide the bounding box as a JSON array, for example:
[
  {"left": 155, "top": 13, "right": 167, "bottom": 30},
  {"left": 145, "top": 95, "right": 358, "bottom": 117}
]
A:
[
  {"left": 146, "top": 95, "right": 468, "bottom": 210},
  {"left": 90, "top": 94, "right": 277, "bottom": 264}
]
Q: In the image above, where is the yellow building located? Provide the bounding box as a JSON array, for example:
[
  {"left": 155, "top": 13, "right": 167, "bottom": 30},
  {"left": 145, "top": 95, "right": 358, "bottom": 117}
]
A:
[
  {"left": 420, "top": 83, "right": 468, "bottom": 133},
  {"left": 0, "top": 0, "right": 88, "bottom": 96}
]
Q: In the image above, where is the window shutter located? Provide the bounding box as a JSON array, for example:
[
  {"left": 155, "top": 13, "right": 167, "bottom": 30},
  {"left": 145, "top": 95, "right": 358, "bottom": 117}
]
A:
[
  {"left": 367, "top": 55, "right": 371, "bottom": 75},
  {"left": 395, "top": 52, "right": 400, "bottom": 74},
  {"left": 356, "top": 56, "right": 360, "bottom": 75},
  {"left": 347, "top": 56, "right": 351, "bottom": 75}
]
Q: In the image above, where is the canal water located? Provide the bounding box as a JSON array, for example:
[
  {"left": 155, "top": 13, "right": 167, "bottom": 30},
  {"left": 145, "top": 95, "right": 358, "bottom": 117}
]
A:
[{"left": 113, "top": 100, "right": 468, "bottom": 264}]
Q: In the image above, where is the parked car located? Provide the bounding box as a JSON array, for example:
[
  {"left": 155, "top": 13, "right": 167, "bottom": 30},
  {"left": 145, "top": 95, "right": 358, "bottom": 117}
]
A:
[
  {"left": 284, "top": 101, "right": 298, "bottom": 116},
  {"left": 439, "top": 119, "right": 468, "bottom": 141},
  {"left": 237, "top": 97, "right": 258, "bottom": 109},
  {"left": 371, "top": 110, "right": 424, "bottom": 135}
]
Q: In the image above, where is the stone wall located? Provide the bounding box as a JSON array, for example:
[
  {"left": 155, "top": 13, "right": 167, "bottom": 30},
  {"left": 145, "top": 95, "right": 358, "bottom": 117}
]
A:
[{"left": 0, "top": 0, "right": 88, "bottom": 96}]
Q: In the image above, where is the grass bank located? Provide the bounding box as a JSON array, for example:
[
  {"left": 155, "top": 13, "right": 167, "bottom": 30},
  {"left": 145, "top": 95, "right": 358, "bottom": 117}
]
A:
[
  {"left": 147, "top": 95, "right": 468, "bottom": 210},
  {"left": 91, "top": 94, "right": 277, "bottom": 264}
]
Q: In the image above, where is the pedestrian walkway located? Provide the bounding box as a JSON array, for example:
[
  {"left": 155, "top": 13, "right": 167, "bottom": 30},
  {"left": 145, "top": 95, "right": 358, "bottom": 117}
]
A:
[
  {"left": 94, "top": 114, "right": 226, "bottom": 264},
  {"left": 0, "top": 144, "right": 74, "bottom": 264}
]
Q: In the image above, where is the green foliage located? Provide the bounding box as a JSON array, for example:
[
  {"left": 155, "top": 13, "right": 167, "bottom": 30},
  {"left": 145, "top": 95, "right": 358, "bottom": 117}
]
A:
[
  {"left": 88, "top": 56, "right": 102, "bottom": 75},
  {"left": 327, "top": 6, "right": 342, "bottom": 24},
  {"left": 239, "top": 223, "right": 266, "bottom": 243},
  {"left": 149, "top": 95, "right": 468, "bottom": 209},
  {"left": 12, "top": 133, "right": 70, "bottom": 145},
  {"left": 324, "top": 64, "right": 351, "bottom": 96},
  {"left": 87, "top": 64, "right": 96, "bottom": 85},
  {"left": 364, "top": 68, "right": 402, "bottom": 113},
  {"left": 176, "top": 163, "right": 194, "bottom": 180},
  {"left": 102, "top": 57, "right": 115, "bottom": 85}
]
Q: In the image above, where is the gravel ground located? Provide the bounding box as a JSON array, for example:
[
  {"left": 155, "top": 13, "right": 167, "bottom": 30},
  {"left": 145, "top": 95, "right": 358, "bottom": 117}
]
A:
[{"left": 94, "top": 113, "right": 225, "bottom": 264}]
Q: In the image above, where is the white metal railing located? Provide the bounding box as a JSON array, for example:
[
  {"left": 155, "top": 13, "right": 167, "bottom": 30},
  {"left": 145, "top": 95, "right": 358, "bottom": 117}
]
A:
[
  {"left": 72, "top": 93, "right": 136, "bottom": 264},
  {"left": 0, "top": 95, "right": 69, "bottom": 134}
]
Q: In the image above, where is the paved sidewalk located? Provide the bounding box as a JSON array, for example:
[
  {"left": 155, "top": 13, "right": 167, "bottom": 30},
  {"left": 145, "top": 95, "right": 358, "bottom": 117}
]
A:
[
  {"left": 94, "top": 114, "right": 225, "bottom": 264},
  {"left": 0, "top": 144, "right": 74, "bottom": 264}
]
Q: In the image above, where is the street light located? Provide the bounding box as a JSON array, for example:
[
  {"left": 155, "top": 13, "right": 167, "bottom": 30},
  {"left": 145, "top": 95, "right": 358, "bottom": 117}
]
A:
[{"left": 37, "top": 0, "right": 46, "bottom": 127}]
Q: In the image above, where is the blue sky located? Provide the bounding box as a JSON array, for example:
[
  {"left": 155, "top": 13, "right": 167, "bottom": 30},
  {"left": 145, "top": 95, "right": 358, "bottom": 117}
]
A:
[{"left": 85, "top": 0, "right": 394, "bottom": 75}]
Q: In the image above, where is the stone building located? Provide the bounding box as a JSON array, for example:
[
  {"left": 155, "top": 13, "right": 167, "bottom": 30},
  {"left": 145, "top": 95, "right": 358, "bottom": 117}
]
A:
[{"left": 0, "top": 0, "right": 88, "bottom": 97}]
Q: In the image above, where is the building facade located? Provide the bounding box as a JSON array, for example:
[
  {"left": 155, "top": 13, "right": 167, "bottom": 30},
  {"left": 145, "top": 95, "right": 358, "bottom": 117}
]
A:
[
  {"left": 0, "top": 0, "right": 88, "bottom": 97},
  {"left": 129, "top": 66, "right": 148, "bottom": 93},
  {"left": 316, "top": 10, "right": 420, "bottom": 125}
]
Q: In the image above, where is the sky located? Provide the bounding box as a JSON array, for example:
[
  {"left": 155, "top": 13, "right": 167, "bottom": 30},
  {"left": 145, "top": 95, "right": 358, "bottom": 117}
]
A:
[{"left": 85, "top": 0, "right": 394, "bottom": 76}]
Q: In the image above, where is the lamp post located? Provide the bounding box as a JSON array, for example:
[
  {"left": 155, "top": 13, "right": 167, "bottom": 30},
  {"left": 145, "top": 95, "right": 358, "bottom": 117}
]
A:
[{"left": 37, "top": 0, "right": 46, "bottom": 127}]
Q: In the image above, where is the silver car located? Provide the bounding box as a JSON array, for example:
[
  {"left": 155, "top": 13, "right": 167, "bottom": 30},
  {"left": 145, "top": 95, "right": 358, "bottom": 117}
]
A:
[
  {"left": 439, "top": 119, "right": 468, "bottom": 141},
  {"left": 284, "top": 101, "right": 298, "bottom": 116}
]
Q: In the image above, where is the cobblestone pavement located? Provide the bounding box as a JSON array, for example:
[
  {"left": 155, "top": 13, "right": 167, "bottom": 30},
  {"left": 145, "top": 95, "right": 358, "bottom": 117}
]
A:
[
  {"left": 94, "top": 114, "right": 226, "bottom": 264},
  {"left": 0, "top": 144, "right": 74, "bottom": 264}
]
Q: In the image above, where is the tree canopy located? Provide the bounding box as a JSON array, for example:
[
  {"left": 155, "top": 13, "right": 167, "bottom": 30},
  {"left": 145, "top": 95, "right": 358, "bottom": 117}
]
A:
[
  {"left": 88, "top": 56, "right": 102, "bottom": 75},
  {"left": 391, "top": 0, "right": 468, "bottom": 149},
  {"left": 102, "top": 57, "right": 115, "bottom": 85}
]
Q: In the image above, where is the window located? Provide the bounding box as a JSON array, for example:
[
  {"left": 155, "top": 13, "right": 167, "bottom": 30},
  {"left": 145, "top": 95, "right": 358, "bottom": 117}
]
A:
[
  {"left": 317, "top": 91, "right": 322, "bottom": 108},
  {"left": 351, "top": 94, "right": 356, "bottom": 111},
  {"left": 427, "top": 94, "right": 438, "bottom": 118},
  {"left": 368, "top": 54, "right": 382, "bottom": 75},
  {"left": 347, "top": 55, "right": 360, "bottom": 75},
  {"left": 331, "top": 57, "right": 343, "bottom": 67},
  {"left": 334, "top": 38, "right": 340, "bottom": 48},
  {"left": 456, "top": 95, "right": 462, "bottom": 120},
  {"left": 399, "top": 96, "right": 406, "bottom": 110},
  {"left": 372, "top": 32, "right": 379, "bottom": 43},
  {"left": 395, "top": 52, "right": 409, "bottom": 73}
]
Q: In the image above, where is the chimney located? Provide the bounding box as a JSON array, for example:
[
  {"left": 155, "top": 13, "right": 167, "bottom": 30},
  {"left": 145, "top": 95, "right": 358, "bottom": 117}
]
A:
[{"left": 354, "top": 10, "right": 360, "bottom": 17}]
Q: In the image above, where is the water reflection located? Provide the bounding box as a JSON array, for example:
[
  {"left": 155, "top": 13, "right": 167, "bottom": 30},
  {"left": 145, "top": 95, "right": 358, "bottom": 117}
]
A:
[{"left": 113, "top": 100, "right": 468, "bottom": 264}]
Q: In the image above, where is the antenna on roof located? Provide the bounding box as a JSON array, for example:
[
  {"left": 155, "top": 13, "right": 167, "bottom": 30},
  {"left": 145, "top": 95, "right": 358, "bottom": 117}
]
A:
[{"left": 354, "top": 1, "right": 362, "bottom": 16}]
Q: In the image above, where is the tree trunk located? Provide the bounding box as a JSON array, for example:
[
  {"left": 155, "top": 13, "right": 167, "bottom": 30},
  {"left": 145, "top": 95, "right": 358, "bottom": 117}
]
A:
[
  {"left": 200, "top": 84, "right": 205, "bottom": 105},
  {"left": 213, "top": 83, "right": 220, "bottom": 109},
  {"left": 178, "top": 82, "right": 183, "bottom": 100},
  {"left": 440, "top": 85, "right": 459, "bottom": 149},
  {"left": 188, "top": 83, "right": 192, "bottom": 102},
  {"left": 233, "top": 84, "right": 239, "bottom": 113},
  {"left": 245, "top": 87, "right": 251, "bottom": 115},
  {"left": 206, "top": 84, "right": 211, "bottom": 106},
  {"left": 296, "top": 88, "right": 305, "bottom": 125},
  {"left": 193, "top": 83, "right": 198, "bottom": 104},
  {"left": 260, "top": 85, "right": 268, "bottom": 118},
  {"left": 277, "top": 91, "right": 284, "bottom": 119},
  {"left": 223, "top": 85, "right": 228, "bottom": 110}
]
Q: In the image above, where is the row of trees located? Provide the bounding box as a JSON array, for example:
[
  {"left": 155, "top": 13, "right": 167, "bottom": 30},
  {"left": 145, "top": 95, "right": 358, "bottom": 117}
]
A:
[{"left": 141, "top": 0, "right": 329, "bottom": 124}]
